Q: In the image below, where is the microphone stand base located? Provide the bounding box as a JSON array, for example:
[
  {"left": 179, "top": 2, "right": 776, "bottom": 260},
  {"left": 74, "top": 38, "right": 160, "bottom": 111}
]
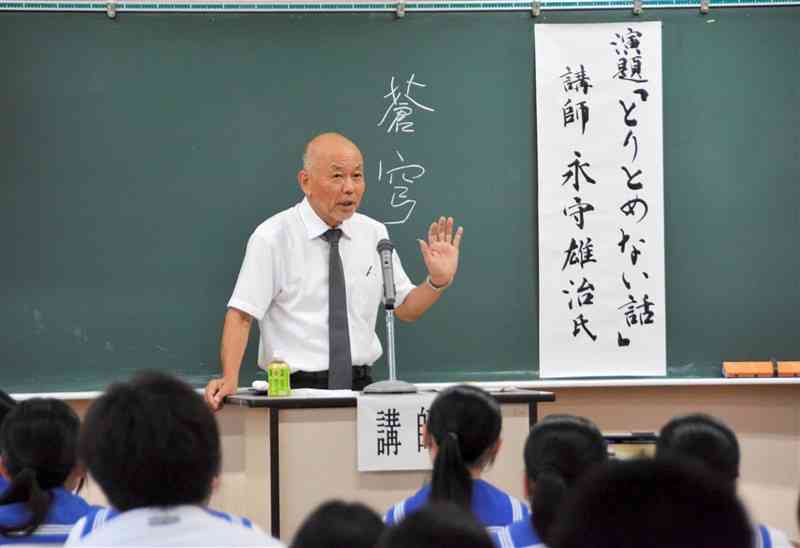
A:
[{"left": 362, "top": 379, "right": 418, "bottom": 394}]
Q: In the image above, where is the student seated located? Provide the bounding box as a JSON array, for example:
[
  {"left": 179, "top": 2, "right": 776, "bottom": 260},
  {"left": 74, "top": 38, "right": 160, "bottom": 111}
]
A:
[
  {"left": 0, "top": 390, "right": 17, "bottom": 495},
  {"left": 64, "top": 371, "right": 283, "bottom": 547},
  {"left": 656, "top": 413, "right": 793, "bottom": 548},
  {"left": 384, "top": 385, "right": 529, "bottom": 531},
  {"left": 549, "top": 457, "right": 752, "bottom": 548},
  {"left": 290, "top": 500, "right": 384, "bottom": 548},
  {"left": 492, "top": 414, "right": 608, "bottom": 548},
  {"left": 379, "top": 502, "right": 494, "bottom": 548},
  {"left": 0, "top": 398, "right": 95, "bottom": 545}
]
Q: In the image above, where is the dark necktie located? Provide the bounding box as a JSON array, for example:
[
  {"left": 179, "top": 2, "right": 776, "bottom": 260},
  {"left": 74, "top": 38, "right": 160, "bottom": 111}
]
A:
[{"left": 322, "top": 229, "right": 352, "bottom": 390}]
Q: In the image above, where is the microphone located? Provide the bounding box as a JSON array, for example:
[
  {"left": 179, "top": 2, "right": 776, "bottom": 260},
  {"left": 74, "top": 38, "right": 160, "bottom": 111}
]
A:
[{"left": 377, "top": 239, "right": 396, "bottom": 310}]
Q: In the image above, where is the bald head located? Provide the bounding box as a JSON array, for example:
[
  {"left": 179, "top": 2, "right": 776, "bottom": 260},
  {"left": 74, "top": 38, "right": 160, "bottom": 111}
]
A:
[
  {"left": 303, "top": 133, "right": 361, "bottom": 172},
  {"left": 298, "top": 132, "right": 366, "bottom": 228}
]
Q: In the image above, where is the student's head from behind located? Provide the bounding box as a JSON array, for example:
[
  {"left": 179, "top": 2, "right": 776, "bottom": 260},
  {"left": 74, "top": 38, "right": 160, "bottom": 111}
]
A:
[
  {"left": 424, "top": 384, "right": 502, "bottom": 509},
  {"left": 0, "top": 398, "right": 80, "bottom": 537},
  {"left": 377, "top": 502, "right": 494, "bottom": 548},
  {"left": 80, "top": 370, "right": 221, "bottom": 511},
  {"left": 656, "top": 412, "right": 739, "bottom": 487},
  {"left": 524, "top": 414, "right": 607, "bottom": 544},
  {"left": 549, "top": 457, "right": 752, "bottom": 548},
  {"left": 0, "top": 398, "right": 79, "bottom": 487},
  {"left": 290, "top": 499, "right": 384, "bottom": 548}
]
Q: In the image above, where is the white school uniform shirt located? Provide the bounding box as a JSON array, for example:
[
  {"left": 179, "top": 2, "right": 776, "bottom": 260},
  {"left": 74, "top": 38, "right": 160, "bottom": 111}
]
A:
[
  {"left": 64, "top": 505, "right": 284, "bottom": 547},
  {"left": 228, "top": 198, "right": 415, "bottom": 373}
]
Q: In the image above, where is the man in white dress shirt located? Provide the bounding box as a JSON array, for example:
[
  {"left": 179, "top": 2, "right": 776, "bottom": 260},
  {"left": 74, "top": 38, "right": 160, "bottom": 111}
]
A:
[{"left": 205, "top": 132, "right": 463, "bottom": 408}]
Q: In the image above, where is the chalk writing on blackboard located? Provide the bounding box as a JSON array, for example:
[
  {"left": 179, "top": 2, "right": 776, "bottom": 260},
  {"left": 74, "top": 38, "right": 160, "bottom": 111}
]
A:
[
  {"left": 377, "top": 73, "right": 436, "bottom": 134},
  {"left": 378, "top": 150, "right": 425, "bottom": 225}
]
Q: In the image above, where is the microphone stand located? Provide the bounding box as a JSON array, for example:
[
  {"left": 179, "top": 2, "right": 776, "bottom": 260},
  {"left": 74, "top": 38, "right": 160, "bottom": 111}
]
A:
[
  {"left": 363, "top": 306, "right": 418, "bottom": 394},
  {"left": 386, "top": 308, "right": 398, "bottom": 382},
  {"left": 363, "top": 239, "right": 417, "bottom": 394}
]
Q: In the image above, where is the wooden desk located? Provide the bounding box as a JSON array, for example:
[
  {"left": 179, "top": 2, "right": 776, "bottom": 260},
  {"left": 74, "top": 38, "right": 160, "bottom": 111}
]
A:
[{"left": 225, "top": 389, "right": 555, "bottom": 538}]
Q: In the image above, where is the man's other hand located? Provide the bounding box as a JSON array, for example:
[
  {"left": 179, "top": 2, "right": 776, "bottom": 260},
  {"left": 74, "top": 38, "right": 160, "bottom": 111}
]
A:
[{"left": 204, "top": 377, "right": 238, "bottom": 411}]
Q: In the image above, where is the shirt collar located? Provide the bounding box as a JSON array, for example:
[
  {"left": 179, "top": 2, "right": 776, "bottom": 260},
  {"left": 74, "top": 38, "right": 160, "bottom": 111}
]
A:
[{"left": 298, "top": 197, "right": 353, "bottom": 240}]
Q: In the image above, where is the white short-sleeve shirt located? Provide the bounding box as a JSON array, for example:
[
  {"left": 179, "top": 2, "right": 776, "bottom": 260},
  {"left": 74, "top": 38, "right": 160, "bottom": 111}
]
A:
[
  {"left": 228, "top": 198, "right": 415, "bottom": 373},
  {"left": 65, "top": 505, "right": 283, "bottom": 547}
]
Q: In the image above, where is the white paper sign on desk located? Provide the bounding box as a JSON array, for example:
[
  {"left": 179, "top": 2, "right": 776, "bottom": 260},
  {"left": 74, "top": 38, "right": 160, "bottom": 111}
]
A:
[{"left": 357, "top": 393, "right": 436, "bottom": 472}]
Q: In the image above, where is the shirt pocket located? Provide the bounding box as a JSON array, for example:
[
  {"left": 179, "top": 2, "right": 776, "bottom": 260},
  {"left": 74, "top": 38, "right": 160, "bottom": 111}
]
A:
[{"left": 349, "top": 260, "right": 383, "bottom": 315}]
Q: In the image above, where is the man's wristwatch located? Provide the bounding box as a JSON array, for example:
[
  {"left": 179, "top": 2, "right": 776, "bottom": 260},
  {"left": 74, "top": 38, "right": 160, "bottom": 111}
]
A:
[{"left": 426, "top": 275, "right": 452, "bottom": 292}]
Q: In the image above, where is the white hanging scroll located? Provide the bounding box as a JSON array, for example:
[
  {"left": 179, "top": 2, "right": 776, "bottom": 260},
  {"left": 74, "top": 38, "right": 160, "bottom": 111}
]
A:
[{"left": 536, "top": 22, "right": 666, "bottom": 378}]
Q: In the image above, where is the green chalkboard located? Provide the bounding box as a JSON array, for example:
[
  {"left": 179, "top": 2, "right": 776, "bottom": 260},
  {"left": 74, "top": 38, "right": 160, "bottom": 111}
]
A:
[{"left": 1, "top": 8, "right": 798, "bottom": 393}]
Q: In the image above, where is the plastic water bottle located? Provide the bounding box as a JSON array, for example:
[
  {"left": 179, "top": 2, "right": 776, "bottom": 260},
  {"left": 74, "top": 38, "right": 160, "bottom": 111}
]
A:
[{"left": 267, "top": 355, "right": 291, "bottom": 397}]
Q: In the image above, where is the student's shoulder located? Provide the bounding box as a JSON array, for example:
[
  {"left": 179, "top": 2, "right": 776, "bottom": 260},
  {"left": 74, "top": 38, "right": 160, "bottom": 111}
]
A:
[
  {"left": 200, "top": 509, "right": 283, "bottom": 546},
  {"left": 385, "top": 484, "right": 431, "bottom": 524},
  {"left": 474, "top": 480, "right": 530, "bottom": 522},
  {"left": 203, "top": 508, "right": 255, "bottom": 529},
  {"left": 0, "top": 496, "right": 91, "bottom": 528},
  {"left": 67, "top": 507, "right": 282, "bottom": 547},
  {"left": 757, "top": 523, "right": 793, "bottom": 548},
  {"left": 0, "top": 501, "right": 25, "bottom": 523},
  {"left": 65, "top": 507, "right": 119, "bottom": 546},
  {"left": 505, "top": 518, "right": 544, "bottom": 547},
  {"left": 79, "top": 507, "right": 119, "bottom": 535},
  {"left": 41, "top": 489, "right": 98, "bottom": 528},
  {"left": 475, "top": 479, "right": 524, "bottom": 504},
  {"left": 492, "top": 527, "right": 546, "bottom": 548}
]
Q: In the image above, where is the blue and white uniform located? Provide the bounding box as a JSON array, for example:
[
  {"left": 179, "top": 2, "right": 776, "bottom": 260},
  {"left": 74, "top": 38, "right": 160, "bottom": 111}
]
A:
[
  {"left": 0, "top": 487, "right": 95, "bottom": 545},
  {"left": 65, "top": 505, "right": 284, "bottom": 547},
  {"left": 753, "top": 523, "right": 792, "bottom": 548},
  {"left": 491, "top": 518, "right": 546, "bottom": 548},
  {"left": 0, "top": 478, "right": 7, "bottom": 495},
  {"left": 385, "top": 479, "right": 529, "bottom": 533}
]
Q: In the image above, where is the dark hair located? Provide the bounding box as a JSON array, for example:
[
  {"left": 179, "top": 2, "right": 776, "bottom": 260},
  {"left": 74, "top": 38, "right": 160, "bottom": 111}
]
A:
[
  {"left": 0, "top": 398, "right": 80, "bottom": 537},
  {"left": 549, "top": 457, "right": 752, "bottom": 548},
  {"left": 656, "top": 413, "right": 740, "bottom": 486},
  {"left": 524, "top": 414, "right": 607, "bottom": 544},
  {"left": 290, "top": 500, "right": 385, "bottom": 548},
  {"left": 0, "top": 391, "right": 17, "bottom": 454},
  {"left": 79, "top": 371, "right": 221, "bottom": 511},
  {"left": 426, "top": 385, "right": 502, "bottom": 511},
  {"left": 377, "top": 502, "right": 494, "bottom": 548},
  {"left": 0, "top": 390, "right": 16, "bottom": 425}
]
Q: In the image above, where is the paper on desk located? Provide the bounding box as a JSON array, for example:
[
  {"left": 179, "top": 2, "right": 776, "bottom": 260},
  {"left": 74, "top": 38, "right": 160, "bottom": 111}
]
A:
[
  {"left": 428, "top": 384, "right": 521, "bottom": 393},
  {"left": 246, "top": 382, "right": 356, "bottom": 398},
  {"left": 290, "top": 388, "right": 356, "bottom": 398}
]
